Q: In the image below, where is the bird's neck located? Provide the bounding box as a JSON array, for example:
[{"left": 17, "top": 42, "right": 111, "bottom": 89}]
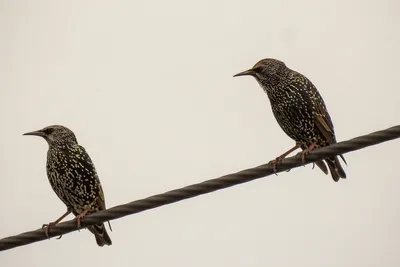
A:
[
  {"left": 257, "top": 78, "right": 285, "bottom": 95},
  {"left": 48, "top": 141, "right": 78, "bottom": 150}
]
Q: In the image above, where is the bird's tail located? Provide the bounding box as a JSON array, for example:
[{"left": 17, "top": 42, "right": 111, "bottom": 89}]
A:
[
  {"left": 325, "top": 155, "right": 347, "bottom": 182},
  {"left": 314, "top": 161, "right": 328, "bottom": 175},
  {"left": 88, "top": 223, "right": 112, "bottom": 247}
]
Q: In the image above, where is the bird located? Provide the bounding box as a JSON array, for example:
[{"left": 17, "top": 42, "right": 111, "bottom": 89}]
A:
[
  {"left": 24, "top": 125, "right": 112, "bottom": 246},
  {"left": 233, "top": 58, "right": 347, "bottom": 182}
]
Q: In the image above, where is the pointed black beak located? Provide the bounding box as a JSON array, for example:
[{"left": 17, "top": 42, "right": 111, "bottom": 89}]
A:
[
  {"left": 23, "top": 130, "right": 46, "bottom": 137},
  {"left": 233, "top": 69, "right": 255, "bottom": 77}
]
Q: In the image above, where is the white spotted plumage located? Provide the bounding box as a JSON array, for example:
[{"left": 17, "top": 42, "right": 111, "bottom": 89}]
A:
[
  {"left": 25, "top": 125, "right": 112, "bottom": 246},
  {"left": 234, "top": 58, "right": 347, "bottom": 181}
]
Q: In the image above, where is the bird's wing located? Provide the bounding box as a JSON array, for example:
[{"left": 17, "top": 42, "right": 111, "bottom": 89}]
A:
[
  {"left": 315, "top": 114, "right": 334, "bottom": 144},
  {"left": 312, "top": 88, "right": 336, "bottom": 144},
  {"left": 305, "top": 81, "right": 347, "bottom": 164},
  {"left": 78, "top": 145, "right": 107, "bottom": 210},
  {"left": 293, "top": 75, "right": 335, "bottom": 145},
  {"left": 96, "top": 183, "right": 107, "bottom": 210}
]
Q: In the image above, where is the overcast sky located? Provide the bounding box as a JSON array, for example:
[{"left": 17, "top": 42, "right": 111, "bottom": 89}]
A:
[{"left": 1, "top": 0, "right": 400, "bottom": 266}]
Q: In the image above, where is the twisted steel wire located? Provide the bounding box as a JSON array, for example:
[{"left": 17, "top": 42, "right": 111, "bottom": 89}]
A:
[{"left": 1, "top": 125, "right": 399, "bottom": 251}]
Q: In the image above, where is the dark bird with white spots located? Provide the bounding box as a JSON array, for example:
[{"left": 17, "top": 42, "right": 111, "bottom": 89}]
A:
[
  {"left": 234, "top": 58, "right": 347, "bottom": 181},
  {"left": 24, "top": 125, "right": 112, "bottom": 246}
]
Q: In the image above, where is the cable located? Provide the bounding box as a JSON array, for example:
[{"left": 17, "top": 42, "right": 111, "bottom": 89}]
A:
[{"left": 1, "top": 125, "right": 399, "bottom": 251}]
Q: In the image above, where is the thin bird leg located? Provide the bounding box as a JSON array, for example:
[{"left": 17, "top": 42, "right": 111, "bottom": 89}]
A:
[
  {"left": 300, "top": 139, "right": 318, "bottom": 164},
  {"left": 75, "top": 196, "right": 101, "bottom": 228},
  {"left": 42, "top": 208, "right": 72, "bottom": 239},
  {"left": 75, "top": 207, "right": 90, "bottom": 229},
  {"left": 269, "top": 143, "right": 301, "bottom": 174}
]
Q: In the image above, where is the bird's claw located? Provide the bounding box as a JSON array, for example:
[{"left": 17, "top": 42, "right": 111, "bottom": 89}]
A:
[
  {"left": 76, "top": 216, "right": 82, "bottom": 229},
  {"left": 301, "top": 151, "right": 307, "bottom": 165},
  {"left": 301, "top": 152, "right": 317, "bottom": 170},
  {"left": 42, "top": 222, "right": 55, "bottom": 239},
  {"left": 298, "top": 140, "right": 318, "bottom": 167},
  {"left": 268, "top": 157, "right": 282, "bottom": 175},
  {"left": 74, "top": 208, "right": 89, "bottom": 230},
  {"left": 296, "top": 150, "right": 309, "bottom": 166},
  {"left": 75, "top": 211, "right": 88, "bottom": 230}
]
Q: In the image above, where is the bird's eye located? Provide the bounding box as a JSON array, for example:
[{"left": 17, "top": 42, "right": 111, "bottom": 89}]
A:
[
  {"left": 253, "top": 66, "right": 261, "bottom": 72},
  {"left": 43, "top": 128, "right": 54, "bottom": 135}
]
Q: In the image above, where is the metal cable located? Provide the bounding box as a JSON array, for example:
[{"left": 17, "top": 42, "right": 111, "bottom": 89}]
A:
[{"left": 1, "top": 125, "right": 399, "bottom": 251}]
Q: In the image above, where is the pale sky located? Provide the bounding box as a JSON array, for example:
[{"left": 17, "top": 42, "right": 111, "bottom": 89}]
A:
[{"left": 1, "top": 0, "right": 400, "bottom": 266}]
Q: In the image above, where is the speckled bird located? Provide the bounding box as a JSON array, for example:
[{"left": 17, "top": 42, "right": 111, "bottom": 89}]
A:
[
  {"left": 234, "top": 58, "right": 347, "bottom": 182},
  {"left": 24, "top": 125, "right": 112, "bottom": 246}
]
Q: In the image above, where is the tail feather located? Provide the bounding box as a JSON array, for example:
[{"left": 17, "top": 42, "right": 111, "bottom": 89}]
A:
[
  {"left": 314, "top": 161, "right": 328, "bottom": 175},
  {"left": 325, "top": 156, "right": 347, "bottom": 182},
  {"left": 340, "top": 154, "right": 347, "bottom": 166},
  {"left": 88, "top": 223, "right": 112, "bottom": 247}
]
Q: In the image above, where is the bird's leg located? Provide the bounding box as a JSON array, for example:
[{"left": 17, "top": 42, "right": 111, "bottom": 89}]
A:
[
  {"left": 75, "top": 208, "right": 90, "bottom": 229},
  {"left": 269, "top": 143, "right": 301, "bottom": 174},
  {"left": 42, "top": 208, "right": 72, "bottom": 239},
  {"left": 300, "top": 139, "right": 318, "bottom": 164},
  {"left": 75, "top": 195, "right": 103, "bottom": 229}
]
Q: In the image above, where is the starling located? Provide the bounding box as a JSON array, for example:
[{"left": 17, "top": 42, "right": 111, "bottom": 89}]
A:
[
  {"left": 234, "top": 58, "right": 347, "bottom": 182},
  {"left": 24, "top": 125, "right": 112, "bottom": 246}
]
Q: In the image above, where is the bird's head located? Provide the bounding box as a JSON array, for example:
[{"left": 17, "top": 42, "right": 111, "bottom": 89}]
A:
[
  {"left": 233, "top": 58, "right": 288, "bottom": 85},
  {"left": 23, "top": 125, "right": 78, "bottom": 146}
]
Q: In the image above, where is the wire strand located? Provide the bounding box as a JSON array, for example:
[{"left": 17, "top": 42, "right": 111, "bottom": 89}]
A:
[{"left": 1, "top": 125, "right": 399, "bottom": 251}]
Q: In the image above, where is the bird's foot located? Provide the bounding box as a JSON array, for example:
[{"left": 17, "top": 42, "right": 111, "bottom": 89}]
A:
[
  {"left": 296, "top": 150, "right": 309, "bottom": 166},
  {"left": 75, "top": 209, "right": 89, "bottom": 229},
  {"left": 75, "top": 215, "right": 84, "bottom": 229},
  {"left": 298, "top": 140, "right": 318, "bottom": 166},
  {"left": 297, "top": 149, "right": 316, "bottom": 167},
  {"left": 41, "top": 222, "right": 62, "bottom": 239},
  {"left": 268, "top": 157, "right": 282, "bottom": 175},
  {"left": 42, "top": 222, "right": 54, "bottom": 239},
  {"left": 268, "top": 144, "right": 301, "bottom": 174},
  {"left": 301, "top": 150, "right": 308, "bottom": 165},
  {"left": 41, "top": 209, "right": 72, "bottom": 239}
]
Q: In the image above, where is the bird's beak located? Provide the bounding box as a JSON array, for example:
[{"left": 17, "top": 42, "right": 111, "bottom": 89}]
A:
[
  {"left": 233, "top": 69, "right": 255, "bottom": 77},
  {"left": 23, "top": 130, "right": 46, "bottom": 137}
]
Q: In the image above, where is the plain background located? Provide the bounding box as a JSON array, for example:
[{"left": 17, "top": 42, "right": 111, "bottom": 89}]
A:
[{"left": 1, "top": 0, "right": 399, "bottom": 266}]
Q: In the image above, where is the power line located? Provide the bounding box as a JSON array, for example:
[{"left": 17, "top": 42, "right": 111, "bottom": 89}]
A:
[{"left": 1, "top": 125, "right": 399, "bottom": 251}]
